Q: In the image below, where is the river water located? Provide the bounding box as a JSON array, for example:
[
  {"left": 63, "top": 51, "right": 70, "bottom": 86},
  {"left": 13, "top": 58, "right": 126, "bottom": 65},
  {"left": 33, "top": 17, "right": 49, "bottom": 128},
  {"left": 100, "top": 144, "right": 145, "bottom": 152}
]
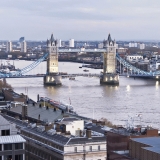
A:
[{"left": 4, "top": 60, "right": 160, "bottom": 129}]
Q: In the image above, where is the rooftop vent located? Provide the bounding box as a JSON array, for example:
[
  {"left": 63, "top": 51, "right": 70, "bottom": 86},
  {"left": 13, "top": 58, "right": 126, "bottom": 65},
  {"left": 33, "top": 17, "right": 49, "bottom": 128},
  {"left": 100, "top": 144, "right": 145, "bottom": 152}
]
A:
[
  {"left": 28, "top": 123, "right": 36, "bottom": 128},
  {"left": 37, "top": 125, "right": 45, "bottom": 132},
  {"left": 47, "top": 129, "right": 56, "bottom": 135}
]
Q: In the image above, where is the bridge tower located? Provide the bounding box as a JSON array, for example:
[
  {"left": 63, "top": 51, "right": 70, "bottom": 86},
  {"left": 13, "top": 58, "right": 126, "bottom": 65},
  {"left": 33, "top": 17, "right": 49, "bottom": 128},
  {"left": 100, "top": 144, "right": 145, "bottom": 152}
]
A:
[
  {"left": 100, "top": 34, "right": 119, "bottom": 85},
  {"left": 44, "top": 34, "right": 62, "bottom": 86}
]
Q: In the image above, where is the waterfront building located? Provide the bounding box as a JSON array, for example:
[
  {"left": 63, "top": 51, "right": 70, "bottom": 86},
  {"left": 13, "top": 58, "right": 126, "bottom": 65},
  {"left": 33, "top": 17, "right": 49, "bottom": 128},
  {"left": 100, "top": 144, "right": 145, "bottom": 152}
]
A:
[
  {"left": 69, "top": 39, "right": 74, "bottom": 48},
  {"left": 21, "top": 41, "right": 27, "bottom": 53},
  {"left": 6, "top": 41, "right": 12, "bottom": 52},
  {"left": 0, "top": 115, "right": 26, "bottom": 160}
]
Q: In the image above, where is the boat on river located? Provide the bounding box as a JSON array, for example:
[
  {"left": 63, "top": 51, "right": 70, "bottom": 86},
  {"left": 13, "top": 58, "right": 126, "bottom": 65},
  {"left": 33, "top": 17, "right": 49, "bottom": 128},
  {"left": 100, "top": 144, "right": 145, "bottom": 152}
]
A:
[
  {"left": 39, "top": 97, "right": 73, "bottom": 111},
  {"left": 83, "top": 69, "right": 89, "bottom": 72}
]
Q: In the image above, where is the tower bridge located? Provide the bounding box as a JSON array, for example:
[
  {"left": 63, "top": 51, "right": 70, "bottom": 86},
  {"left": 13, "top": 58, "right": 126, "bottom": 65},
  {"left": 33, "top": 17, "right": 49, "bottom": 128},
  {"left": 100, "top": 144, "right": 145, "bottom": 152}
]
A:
[{"left": 0, "top": 33, "right": 160, "bottom": 85}]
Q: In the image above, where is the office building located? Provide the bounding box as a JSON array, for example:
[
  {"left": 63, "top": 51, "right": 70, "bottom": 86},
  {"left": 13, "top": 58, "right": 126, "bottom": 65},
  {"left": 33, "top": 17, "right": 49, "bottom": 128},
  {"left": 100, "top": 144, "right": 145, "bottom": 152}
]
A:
[
  {"left": 21, "top": 41, "right": 27, "bottom": 53},
  {"left": 106, "top": 126, "right": 158, "bottom": 160},
  {"left": 6, "top": 41, "right": 12, "bottom": 52},
  {"left": 139, "top": 43, "right": 145, "bottom": 50},
  {"left": 69, "top": 39, "right": 74, "bottom": 48},
  {"left": 129, "top": 42, "right": 137, "bottom": 48},
  {"left": 0, "top": 115, "right": 26, "bottom": 160},
  {"left": 19, "top": 37, "right": 25, "bottom": 42},
  {"left": 129, "top": 137, "right": 160, "bottom": 160},
  {"left": 58, "top": 39, "right": 62, "bottom": 47}
]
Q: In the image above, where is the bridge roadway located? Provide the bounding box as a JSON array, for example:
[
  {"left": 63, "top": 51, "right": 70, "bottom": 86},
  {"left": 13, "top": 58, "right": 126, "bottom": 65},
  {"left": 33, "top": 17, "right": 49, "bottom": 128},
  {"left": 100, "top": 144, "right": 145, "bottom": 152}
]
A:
[
  {"left": 1, "top": 73, "right": 160, "bottom": 80},
  {"left": 0, "top": 73, "right": 101, "bottom": 78}
]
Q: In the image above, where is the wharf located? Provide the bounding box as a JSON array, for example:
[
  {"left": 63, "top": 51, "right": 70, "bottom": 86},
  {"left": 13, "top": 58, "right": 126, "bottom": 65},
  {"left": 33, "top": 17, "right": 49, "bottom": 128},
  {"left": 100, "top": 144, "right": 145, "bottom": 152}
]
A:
[{"left": 1, "top": 89, "right": 91, "bottom": 123}]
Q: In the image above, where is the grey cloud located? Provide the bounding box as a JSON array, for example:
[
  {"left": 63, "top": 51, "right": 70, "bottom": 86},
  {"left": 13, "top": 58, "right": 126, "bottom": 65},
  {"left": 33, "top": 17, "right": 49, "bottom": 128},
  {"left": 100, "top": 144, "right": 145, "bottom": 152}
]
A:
[{"left": 1, "top": 0, "right": 160, "bottom": 40}]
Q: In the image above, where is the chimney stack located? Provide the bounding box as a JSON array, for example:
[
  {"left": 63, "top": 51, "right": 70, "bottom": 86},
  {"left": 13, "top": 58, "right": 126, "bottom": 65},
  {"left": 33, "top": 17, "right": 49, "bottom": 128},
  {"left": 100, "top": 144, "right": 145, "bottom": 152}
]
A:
[{"left": 86, "top": 129, "right": 92, "bottom": 139}]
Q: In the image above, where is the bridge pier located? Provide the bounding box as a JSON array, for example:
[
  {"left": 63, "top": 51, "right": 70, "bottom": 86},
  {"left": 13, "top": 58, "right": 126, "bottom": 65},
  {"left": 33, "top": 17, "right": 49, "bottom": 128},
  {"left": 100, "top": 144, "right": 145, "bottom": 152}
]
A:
[
  {"left": 100, "top": 73, "right": 119, "bottom": 85},
  {"left": 44, "top": 74, "right": 62, "bottom": 86}
]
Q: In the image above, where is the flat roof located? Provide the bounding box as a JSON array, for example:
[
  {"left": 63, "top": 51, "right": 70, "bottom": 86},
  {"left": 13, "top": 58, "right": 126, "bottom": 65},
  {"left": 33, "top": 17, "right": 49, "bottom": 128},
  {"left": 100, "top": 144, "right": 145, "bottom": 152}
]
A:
[
  {"left": 0, "top": 135, "right": 26, "bottom": 144},
  {"left": 9, "top": 104, "right": 63, "bottom": 123},
  {"left": 131, "top": 137, "right": 160, "bottom": 154}
]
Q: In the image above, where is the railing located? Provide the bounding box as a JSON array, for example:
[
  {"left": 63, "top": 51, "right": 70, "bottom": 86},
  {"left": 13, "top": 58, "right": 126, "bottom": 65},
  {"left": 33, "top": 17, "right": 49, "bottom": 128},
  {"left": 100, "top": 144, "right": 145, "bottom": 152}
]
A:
[
  {"left": 64, "top": 148, "right": 106, "bottom": 154},
  {"left": 59, "top": 49, "right": 106, "bottom": 53}
]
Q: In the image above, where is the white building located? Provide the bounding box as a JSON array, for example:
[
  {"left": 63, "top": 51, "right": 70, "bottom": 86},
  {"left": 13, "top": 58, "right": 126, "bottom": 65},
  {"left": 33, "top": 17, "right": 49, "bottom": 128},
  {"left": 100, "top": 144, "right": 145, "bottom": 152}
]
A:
[
  {"left": 6, "top": 41, "right": 12, "bottom": 52},
  {"left": 69, "top": 39, "right": 74, "bottom": 48},
  {"left": 129, "top": 42, "right": 138, "bottom": 48},
  {"left": 58, "top": 39, "right": 62, "bottom": 47},
  {"left": 0, "top": 115, "right": 26, "bottom": 160},
  {"left": 126, "top": 55, "right": 143, "bottom": 61},
  {"left": 59, "top": 118, "right": 84, "bottom": 136},
  {"left": 21, "top": 41, "right": 27, "bottom": 53},
  {"left": 139, "top": 43, "right": 145, "bottom": 50}
]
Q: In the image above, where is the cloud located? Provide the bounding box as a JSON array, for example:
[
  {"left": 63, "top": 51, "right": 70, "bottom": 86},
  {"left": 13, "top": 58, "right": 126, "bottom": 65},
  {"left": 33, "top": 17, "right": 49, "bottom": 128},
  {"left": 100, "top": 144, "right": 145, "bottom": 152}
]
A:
[{"left": 0, "top": 0, "right": 160, "bottom": 40}]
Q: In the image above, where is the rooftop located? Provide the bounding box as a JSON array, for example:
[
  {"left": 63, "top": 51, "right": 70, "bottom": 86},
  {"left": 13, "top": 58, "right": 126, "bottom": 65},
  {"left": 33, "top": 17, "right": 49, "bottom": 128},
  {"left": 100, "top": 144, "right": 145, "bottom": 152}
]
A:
[
  {"left": 131, "top": 137, "right": 160, "bottom": 154},
  {"left": 0, "top": 135, "right": 26, "bottom": 144},
  {"left": 0, "top": 115, "right": 10, "bottom": 126},
  {"left": 3, "top": 115, "right": 106, "bottom": 146},
  {"left": 9, "top": 104, "right": 63, "bottom": 123}
]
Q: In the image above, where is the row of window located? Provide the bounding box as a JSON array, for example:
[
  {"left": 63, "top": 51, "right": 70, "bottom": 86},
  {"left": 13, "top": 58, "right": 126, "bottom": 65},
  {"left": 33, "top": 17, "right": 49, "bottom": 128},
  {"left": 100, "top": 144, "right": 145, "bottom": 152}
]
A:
[
  {"left": 0, "top": 154, "right": 23, "bottom": 160},
  {"left": 26, "top": 144, "right": 60, "bottom": 160},
  {"left": 22, "top": 131, "right": 63, "bottom": 151},
  {"left": 0, "top": 143, "right": 23, "bottom": 151},
  {"left": 74, "top": 145, "right": 101, "bottom": 152}
]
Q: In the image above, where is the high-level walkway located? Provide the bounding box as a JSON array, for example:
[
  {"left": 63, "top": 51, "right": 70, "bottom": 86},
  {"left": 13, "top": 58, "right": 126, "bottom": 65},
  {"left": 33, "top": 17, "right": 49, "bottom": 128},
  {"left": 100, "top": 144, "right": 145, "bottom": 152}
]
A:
[{"left": 0, "top": 50, "right": 160, "bottom": 79}]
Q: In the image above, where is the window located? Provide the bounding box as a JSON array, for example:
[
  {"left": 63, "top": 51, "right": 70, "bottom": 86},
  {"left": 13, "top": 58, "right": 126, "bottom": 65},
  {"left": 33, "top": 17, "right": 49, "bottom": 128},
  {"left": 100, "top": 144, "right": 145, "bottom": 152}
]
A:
[
  {"left": 98, "top": 145, "right": 100, "bottom": 150},
  {"left": 15, "top": 155, "right": 23, "bottom": 160},
  {"left": 4, "top": 155, "right": 12, "bottom": 160},
  {"left": 1, "top": 130, "right": 10, "bottom": 136},
  {"left": 4, "top": 144, "right": 12, "bottom": 150},
  {"left": 90, "top": 146, "right": 92, "bottom": 151},
  {"left": 15, "top": 143, "right": 23, "bottom": 150},
  {"left": 74, "top": 147, "right": 77, "bottom": 152}
]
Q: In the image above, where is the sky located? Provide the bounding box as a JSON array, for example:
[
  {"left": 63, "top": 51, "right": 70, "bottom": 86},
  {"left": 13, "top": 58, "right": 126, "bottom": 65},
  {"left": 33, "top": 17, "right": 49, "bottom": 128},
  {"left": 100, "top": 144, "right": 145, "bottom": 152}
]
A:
[{"left": 0, "top": 0, "right": 160, "bottom": 41}]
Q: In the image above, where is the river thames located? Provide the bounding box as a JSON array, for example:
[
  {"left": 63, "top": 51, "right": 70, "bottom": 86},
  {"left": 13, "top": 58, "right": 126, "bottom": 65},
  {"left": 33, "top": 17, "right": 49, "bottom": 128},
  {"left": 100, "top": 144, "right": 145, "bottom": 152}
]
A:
[{"left": 5, "top": 60, "right": 160, "bottom": 129}]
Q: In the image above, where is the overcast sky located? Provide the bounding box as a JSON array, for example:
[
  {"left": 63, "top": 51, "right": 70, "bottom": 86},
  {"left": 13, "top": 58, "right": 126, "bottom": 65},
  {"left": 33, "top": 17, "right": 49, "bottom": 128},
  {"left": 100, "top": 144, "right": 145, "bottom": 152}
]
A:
[{"left": 1, "top": 0, "right": 160, "bottom": 41}]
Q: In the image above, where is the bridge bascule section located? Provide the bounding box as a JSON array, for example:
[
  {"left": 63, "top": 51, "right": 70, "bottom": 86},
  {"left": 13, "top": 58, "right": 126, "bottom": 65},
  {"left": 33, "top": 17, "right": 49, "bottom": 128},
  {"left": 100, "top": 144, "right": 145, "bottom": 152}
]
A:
[{"left": 0, "top": 33, "right": 160, "bottom": 84}]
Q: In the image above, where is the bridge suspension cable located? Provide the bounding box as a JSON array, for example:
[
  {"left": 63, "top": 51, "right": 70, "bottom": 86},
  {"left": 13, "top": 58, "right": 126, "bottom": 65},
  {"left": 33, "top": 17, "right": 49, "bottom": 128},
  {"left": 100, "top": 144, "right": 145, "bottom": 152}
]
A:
[
  {"left": 116, "top": 53, "right": 153, "bottom": 76},
  {"left": 0, "top": 53, "right": 48, "bottom": 77}
]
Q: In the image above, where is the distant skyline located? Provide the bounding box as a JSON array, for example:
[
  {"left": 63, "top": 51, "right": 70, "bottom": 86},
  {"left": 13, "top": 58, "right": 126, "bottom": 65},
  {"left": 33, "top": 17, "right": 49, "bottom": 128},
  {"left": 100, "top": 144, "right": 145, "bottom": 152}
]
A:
[{"left": 1, "top": 0, "right": 160, "bottom": 41}]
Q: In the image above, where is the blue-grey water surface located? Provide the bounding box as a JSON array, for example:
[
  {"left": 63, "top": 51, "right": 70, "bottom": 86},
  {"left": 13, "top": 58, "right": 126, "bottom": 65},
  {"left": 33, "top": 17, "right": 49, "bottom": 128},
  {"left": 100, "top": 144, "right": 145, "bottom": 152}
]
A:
[{"left": 5, "top": 60, "right": 160, "bottom": 129}]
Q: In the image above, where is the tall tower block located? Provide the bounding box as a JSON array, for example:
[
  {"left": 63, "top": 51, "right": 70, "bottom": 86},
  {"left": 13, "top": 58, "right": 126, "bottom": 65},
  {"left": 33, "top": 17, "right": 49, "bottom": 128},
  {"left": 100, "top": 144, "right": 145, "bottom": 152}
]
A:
[
  {"left": 100, "top": 34, "right": 119, "bottom": 85},
  {"left": 44, "top": 34, "right": 62, "bottom": 86}
]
